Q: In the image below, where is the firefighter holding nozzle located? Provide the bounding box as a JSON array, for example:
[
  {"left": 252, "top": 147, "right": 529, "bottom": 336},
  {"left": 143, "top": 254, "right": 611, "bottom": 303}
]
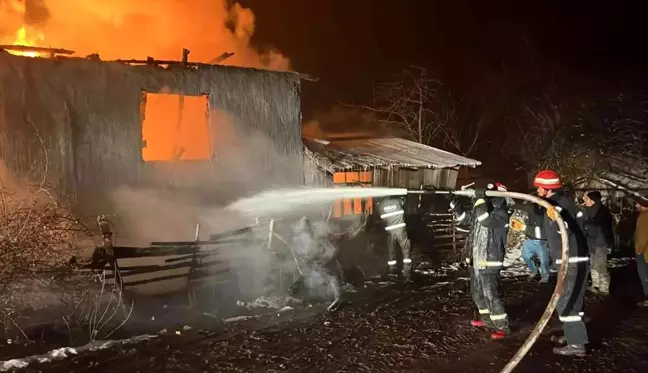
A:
[
  {"left": 450, "top": 183, "right": 512, "bottom": 340},
  {"left": 376, "top": 196, "right": 413, "bottom": 279}
]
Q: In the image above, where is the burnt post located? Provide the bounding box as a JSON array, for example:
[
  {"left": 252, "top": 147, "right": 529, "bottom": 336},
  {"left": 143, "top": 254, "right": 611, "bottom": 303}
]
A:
[
  {"left": 181, "top": 48, "right": 190, "bottom": 65},
  {"left": 171, "top": 48, "right": 191, "bottom": 160},
  {"left": 96, "top": 215, "right": 123, "bottom": 291}
]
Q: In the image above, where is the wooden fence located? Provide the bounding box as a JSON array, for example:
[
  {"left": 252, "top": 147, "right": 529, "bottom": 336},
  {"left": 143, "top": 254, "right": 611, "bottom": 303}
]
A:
[
  {"left": 82, "top": 216, "right": 302, "bottom": 303},
  {"left": 423, "top": 212, "right": 468, "bottom": 261}
]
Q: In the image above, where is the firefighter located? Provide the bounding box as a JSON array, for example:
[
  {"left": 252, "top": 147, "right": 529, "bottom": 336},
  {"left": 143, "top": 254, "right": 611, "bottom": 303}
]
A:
[
  {"left": 376, "top": 196, "right": 413, "bottom": 279},
  {"left": 533, "top": 169, "right": 589, "bottom": 356},
  {"left": 450, "top": 183, "right": 511, "bottom": 340}
]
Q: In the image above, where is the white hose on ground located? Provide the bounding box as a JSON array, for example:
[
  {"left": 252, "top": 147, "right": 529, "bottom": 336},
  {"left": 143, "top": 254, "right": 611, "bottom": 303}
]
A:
[{"left": 410, "top": 189, "right": 570, "bottom": 373}]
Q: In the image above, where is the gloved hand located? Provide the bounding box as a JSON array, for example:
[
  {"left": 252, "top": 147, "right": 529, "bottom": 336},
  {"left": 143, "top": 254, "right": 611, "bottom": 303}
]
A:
[
  {"left": 449, "top": 197, "right": 462, "bottom": 214},
  {"left": 474, "top": 188, "right": 487, "bottom": 200},
  {"left": 546, "top": 206, "right": 558, "bottom": 221},
  {"left": 510, "top": 218, "right": 526, "bottom": 231}
]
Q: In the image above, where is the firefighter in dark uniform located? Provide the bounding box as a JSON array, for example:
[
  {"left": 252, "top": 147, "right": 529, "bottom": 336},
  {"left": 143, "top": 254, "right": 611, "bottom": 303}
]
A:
[
  {"left": 376, "top": 196, "right": 413, "bottom": 278},
  {"left": 533, "top": 169, "right": 589, "bottom": 357},
  {"left": 450, "top": 183, "right": 511, "bottom": 340}
]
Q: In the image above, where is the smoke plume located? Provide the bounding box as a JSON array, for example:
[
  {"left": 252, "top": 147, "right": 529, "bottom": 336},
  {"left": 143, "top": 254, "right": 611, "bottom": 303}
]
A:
[
  {"left": 303, "top": 105, "right": 396, "bottom": 139},
  {"left": 0, "top": 0, "right": 289, "bottom": 70},
  {"left": 107, "top": 110, "right": 342, "bottom": 301}
]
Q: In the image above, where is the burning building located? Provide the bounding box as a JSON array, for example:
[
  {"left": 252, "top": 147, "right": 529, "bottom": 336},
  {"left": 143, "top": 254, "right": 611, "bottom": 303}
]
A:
[
  {"left": 0, "top": 49, "right": 305, "bottom": 221},
  {"left": 303, "top": 135, "right": 482, "bottom": 217}
]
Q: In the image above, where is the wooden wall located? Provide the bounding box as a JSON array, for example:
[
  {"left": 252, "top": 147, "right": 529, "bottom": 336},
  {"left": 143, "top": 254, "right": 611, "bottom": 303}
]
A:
[{"left": 0, "top": 53, "right": 303, "bottom": 217}]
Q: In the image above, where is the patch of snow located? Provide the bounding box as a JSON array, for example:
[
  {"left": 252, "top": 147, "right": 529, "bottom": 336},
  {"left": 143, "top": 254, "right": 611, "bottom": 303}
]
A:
[
  {"left": 419, "top": 281, "right": 451, "bottom": 290},
  {"left": 278, "top": 306, "right": 294, "bottom": 313},
  {"left": 608, "top": 257, "right": 632, "bottom": 268},
  {"left": 500, "top": 262, "right": 531, "bottom": 278},
  {"left": 223, "top": 315, "right": 258, "bottom": 324},
  {"left": 415, "top": 261, "right": 463, "bottom": 277},
  {"left": 0, "top": 334, "right": 156, "bottom": 371}
]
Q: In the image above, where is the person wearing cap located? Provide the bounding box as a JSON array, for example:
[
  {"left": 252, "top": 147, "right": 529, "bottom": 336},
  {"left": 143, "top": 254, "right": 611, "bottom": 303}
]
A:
[
  {"left": 579, "top": 191, "right": 614, "bottom": 295},
  {"left": 533, "top": 170, "right": 589, "bottom": 357},
  {"left": 450, "top": 182, "right": 511, "bottom": 340},
  {"left": 635, "top": 198, "right": 648, "bottom": 307}
]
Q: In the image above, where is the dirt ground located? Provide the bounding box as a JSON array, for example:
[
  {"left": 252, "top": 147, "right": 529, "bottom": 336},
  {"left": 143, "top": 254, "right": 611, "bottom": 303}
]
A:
[{"left": 6, "top": 258, "right": 648, "bottom": 373}]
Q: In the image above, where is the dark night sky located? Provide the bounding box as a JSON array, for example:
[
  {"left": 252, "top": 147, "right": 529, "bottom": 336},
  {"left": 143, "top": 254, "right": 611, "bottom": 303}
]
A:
[{"left": 241, "top": 0, "right": 647, "bottom": 118}]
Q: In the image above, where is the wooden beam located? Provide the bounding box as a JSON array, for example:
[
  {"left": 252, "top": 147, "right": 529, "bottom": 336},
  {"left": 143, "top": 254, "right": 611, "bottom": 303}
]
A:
[{"left": 0, "top": 44, "right": 75, "bottom": 56}]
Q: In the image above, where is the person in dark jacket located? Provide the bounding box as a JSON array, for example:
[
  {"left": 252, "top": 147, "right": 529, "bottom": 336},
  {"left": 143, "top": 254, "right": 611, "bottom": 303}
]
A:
[
  {"left": 450, "top": 185, "right": 511, "bottom": 340},
  {"left": 579, "top": 191, "right": 614, "bottom": 295},
  {"left": 533, "top": 170, "right": 589, "bottom": 357},
  {"left": 513, "top": 195, "right": 551, "bottom": 283},
  {"left": 376, "top": 196, "right": 413, "bottom": 278},
  {"left": 634, "top": 198, "right": 648, "bottom": 307}
]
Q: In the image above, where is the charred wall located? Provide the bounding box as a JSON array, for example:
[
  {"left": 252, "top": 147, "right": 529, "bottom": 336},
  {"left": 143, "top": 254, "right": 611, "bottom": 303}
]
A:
[{"left": 0, "top": 52, "right": 303, "bottom": 216}]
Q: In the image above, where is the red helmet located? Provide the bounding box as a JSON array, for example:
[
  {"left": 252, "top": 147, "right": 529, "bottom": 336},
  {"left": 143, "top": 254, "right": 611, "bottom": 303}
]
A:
[
  {"left": 487, "top": 182, "right": 507, "bottom": 192},
  {"left": 533, "top": 170, "right": 562, "bottom": 189}
]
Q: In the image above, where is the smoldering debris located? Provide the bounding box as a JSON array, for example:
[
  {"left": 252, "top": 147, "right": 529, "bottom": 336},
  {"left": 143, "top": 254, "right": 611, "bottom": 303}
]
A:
[{"left": 242, "top": 295, "right": 303, "bottom": 310}]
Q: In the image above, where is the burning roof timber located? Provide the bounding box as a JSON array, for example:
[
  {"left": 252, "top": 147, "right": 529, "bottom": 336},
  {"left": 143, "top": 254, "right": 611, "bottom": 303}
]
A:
[{"left": 303, "top": 136, "right": 482, "bottom": 172}]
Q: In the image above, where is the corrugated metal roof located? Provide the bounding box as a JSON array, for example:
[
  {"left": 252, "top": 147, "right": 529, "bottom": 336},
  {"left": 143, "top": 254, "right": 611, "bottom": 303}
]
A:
[{"left": 304, "top": 136, "right": 481, "bottom": 172}]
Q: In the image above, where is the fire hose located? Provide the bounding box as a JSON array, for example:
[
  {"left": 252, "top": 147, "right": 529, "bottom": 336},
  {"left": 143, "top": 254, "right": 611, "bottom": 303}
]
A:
[{"left": 407, "top": 188, "right": 570, "bottom": 373}]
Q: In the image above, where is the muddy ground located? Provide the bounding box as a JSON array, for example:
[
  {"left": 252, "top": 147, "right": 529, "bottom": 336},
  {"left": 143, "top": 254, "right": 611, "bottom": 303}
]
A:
[{"left": 4, "top": 258, "right": 648, "bottom": 373}]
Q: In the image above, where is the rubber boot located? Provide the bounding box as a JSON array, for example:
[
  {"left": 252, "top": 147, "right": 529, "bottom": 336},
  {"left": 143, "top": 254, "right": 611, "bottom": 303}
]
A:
[
  {"left": 551, "top": 335, "right": 566, "bottom": 344},
  {"left": 491, "top": 329, "right": 508, "bottom": 340},
  {"left": 553, "top": 345, "right": 587, "bottom": 357},
  {"left": 402, "top": 263, "right": 412, "bottom": 281},
  {"left": 386, "top": 265, "right": 399, "bottom": 279},
  {"left": 470, "top": 319, "right": 487, "bottom": 327}
]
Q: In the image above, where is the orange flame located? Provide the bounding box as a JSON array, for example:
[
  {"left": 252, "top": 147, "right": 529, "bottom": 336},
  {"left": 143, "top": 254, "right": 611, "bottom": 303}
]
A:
[
  {"left": 0, "top": 1, "right": 291, "bottom": 162},
  {"left": 0, "top": 1, "right": 290, "bottom": 70},
  {"left": 8, "top": 25, "right": 45, "bottom": 57}
]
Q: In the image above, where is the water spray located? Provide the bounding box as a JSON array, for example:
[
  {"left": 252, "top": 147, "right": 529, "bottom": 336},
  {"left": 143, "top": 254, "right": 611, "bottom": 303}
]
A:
[{"left": 225, "top": 185, "right": 568, "bottom": 369}]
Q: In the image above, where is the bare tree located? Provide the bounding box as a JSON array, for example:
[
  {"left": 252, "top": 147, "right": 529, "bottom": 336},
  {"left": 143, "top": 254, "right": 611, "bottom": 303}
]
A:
[
  {"left": 346, "top": 67, "right": 484, "bottom": 155},
  {"left": 347, "top": 67, "right": 442, "bottom": 144},
  {"left": 507, "top": 94, "right": 648, "bottom": 181},
  {"left": 435, "top": 96, "right": 485, "bottom": 156}
]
